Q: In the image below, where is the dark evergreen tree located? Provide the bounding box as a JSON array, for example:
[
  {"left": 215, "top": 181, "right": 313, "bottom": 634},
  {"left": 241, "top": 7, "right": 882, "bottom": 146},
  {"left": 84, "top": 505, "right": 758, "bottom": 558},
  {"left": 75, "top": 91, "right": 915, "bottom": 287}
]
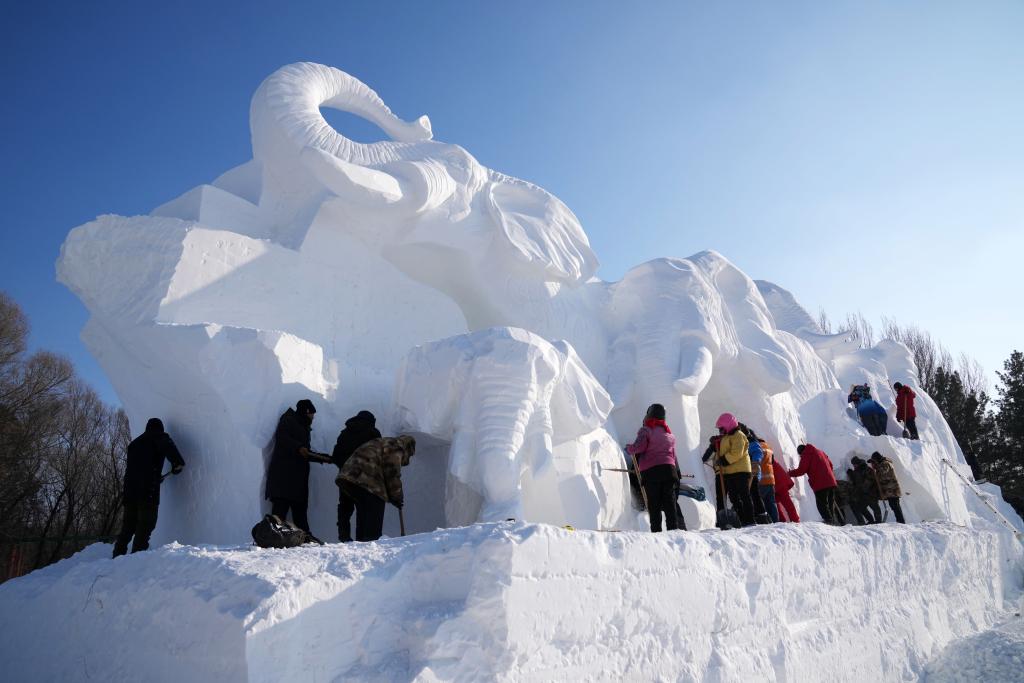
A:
[
  {"left": 991, "top": 351, "right": 1024, "bottom": 515},
  {"left": 931, "top": 366, "right": 996, "bottom": 480}
]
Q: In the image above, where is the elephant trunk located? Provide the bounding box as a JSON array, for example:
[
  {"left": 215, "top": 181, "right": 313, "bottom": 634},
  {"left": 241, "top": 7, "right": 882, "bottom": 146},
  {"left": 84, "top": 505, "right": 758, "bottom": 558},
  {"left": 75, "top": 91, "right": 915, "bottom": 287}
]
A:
[{"left": 250, "top": 62, "right": 433, "bottom": 168}]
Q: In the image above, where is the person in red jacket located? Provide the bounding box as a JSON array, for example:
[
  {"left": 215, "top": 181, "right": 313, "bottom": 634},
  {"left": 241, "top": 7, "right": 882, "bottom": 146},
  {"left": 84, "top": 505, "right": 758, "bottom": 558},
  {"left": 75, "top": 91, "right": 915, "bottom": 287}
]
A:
[
  {"left": 772, "top": 459, "right": 800, "bottom": 522},
  {"left": 893, "top": 382, "right": 919, "bottom": 440},
  {"left": 788, "top": 443, "right": 840, "bottom": 525}
]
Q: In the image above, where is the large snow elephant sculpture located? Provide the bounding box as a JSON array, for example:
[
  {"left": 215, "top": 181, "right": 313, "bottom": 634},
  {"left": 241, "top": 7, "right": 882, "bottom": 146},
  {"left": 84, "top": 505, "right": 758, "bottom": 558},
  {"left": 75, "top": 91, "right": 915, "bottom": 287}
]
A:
[{"left": 393, "top": 327, "right": 634, "bottom": 529}]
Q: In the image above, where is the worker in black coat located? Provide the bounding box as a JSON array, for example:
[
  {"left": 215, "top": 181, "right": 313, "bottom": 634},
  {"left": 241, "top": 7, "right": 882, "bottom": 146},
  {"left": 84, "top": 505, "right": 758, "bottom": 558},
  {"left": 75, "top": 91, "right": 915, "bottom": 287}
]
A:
[
  {"left": 112, "top": 418, "right": 185, "bottom": 557},
  {"left": 332, "top": 410, "right": 382, "bottom": 542},
  {"left": 265, "top": 399, "right": 329, "bottom": 538}
]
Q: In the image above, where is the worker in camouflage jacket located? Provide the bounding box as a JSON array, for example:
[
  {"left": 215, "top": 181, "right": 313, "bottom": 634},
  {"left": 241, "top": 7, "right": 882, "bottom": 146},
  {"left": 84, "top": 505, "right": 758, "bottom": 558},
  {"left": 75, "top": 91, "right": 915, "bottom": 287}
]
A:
[
  {"left": 337, "top": 435, "right": 416, "bottom": 541},
  {"left": 869, "top": 451, "right": 906, "bottom": 523}
]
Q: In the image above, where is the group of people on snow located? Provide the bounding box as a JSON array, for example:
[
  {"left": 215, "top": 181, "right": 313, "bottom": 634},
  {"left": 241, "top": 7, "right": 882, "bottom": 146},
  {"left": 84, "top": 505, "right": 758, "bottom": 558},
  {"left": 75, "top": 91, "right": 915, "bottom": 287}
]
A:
[
  {"left": 113, "top": 380, "right": 920, "bottom": 555},
  {"left": 625, "top": 385, "right": 917, "bottom": 532},
  {"left": 112, "top": 400, "right": 415, "bottom": 556}
]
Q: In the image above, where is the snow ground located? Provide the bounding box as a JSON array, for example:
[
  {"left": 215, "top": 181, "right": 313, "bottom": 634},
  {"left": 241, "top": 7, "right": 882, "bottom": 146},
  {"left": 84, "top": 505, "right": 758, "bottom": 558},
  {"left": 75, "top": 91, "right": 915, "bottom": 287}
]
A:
[
  {"left": 1, "top": 521, "right": 1021, "bottom": 682},
  {"left": 923, "top": 612, "right": 1024, "bottom": 682}
]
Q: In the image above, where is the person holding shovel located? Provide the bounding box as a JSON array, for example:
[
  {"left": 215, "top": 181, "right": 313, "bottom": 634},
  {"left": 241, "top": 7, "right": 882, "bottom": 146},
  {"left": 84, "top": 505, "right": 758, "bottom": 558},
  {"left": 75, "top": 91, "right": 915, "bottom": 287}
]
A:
[
  {"left": 625, "top": 403, "right": 679, "bottom": 532},
  {"left": 337, "top": 435, "right": 416, "bottom": 541}
]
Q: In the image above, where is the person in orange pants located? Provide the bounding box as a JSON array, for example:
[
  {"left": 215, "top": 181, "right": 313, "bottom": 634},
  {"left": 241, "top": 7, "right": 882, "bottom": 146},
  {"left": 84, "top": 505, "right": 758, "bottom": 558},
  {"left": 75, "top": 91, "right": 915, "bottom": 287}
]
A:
[{"left": 772, "top": 458, "right": 800, "bottom": 522}]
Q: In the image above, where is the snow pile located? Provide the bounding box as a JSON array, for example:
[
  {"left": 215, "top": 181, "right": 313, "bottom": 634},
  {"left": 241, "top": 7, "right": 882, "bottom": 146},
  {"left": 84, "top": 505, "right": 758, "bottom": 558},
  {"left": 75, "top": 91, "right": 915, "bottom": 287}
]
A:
[
  {"left": 1, "top": 522, "right": 1020, "bottom": 681},
  {"left": 54, "top": 62, "right": 1015, "bottom": 543}
]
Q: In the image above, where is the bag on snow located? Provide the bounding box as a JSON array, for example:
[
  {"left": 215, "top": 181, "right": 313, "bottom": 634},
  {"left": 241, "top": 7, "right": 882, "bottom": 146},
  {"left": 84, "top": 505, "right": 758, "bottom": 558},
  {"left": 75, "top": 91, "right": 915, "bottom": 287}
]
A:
[
  {"left": 251, "top": 514, "right": 307, "bottom": 548},
  {"left": 677, "top": 484, "right": 706, "bottom": 502}
]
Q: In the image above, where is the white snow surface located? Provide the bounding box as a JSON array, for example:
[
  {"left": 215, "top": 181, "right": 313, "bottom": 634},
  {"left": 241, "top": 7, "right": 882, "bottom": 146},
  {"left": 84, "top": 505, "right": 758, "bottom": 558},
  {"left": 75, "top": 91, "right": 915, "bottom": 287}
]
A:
[
  {"left": 31, "top": 62, "right": 1024, "bottom": 680},
  {"left": 2, "top": 522, "right": 1021, "bottom": 682}
]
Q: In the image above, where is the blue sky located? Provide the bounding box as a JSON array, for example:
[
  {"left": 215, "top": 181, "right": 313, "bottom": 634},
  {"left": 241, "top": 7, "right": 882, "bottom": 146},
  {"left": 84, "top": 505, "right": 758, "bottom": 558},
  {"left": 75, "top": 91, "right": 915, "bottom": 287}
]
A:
[{"left": 1, "top": 1, "right": 1021, "bottom": 404}]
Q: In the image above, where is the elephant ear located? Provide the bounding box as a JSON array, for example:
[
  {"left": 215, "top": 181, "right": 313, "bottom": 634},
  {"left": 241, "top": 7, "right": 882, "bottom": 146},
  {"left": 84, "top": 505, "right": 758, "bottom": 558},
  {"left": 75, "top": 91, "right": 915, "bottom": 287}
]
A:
[
  {"left": 549, "top": 340, "right": 612, "bottom": 442},
  {"left": 486, "top": 177, "right": 598, "bottom": 284}
]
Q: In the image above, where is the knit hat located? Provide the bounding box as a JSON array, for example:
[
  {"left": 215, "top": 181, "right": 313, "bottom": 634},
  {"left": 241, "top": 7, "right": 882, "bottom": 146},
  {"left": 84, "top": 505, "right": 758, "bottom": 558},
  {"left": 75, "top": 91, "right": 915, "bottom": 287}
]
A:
[
  {"left": 296, "top": 399, "right": 316, "bottom": 415},
  {"left": 893, "top": 382, "right": 903, "bottom": 390},
  {"left": 145, "top": 418, "right": 164, "bottom": 434},
  {"left": 869, "top": 451, "right": 883, "bottom": 463},
  {"left": 645, "top": 403, "right": 666, "bottom": 421},
  {"left": 797, "top": 444, "right": 806, "bottom": 455}
]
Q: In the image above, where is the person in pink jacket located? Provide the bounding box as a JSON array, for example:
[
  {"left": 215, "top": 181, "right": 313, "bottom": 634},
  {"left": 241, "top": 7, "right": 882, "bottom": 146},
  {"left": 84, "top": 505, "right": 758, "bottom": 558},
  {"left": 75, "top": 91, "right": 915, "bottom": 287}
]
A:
[
  {"left": 788, "top": 444, "right": 841, "bottom": 525},
  {"left": 625, "top": 403, "right": 679, "bottom": 532},
  {"left": 772, "top": 460, "right": 800, "bottom": 522}
]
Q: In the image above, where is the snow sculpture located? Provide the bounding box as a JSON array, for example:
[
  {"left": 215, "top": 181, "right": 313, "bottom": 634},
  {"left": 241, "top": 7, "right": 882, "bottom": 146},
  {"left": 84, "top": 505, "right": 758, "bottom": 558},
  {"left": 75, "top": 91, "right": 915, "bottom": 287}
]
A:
[
  {"left": 57, "top": 62, "right": 1007, "bottom": 543},
  {"left": 394, "top": 327, "right": 632, "bottom": 529}
]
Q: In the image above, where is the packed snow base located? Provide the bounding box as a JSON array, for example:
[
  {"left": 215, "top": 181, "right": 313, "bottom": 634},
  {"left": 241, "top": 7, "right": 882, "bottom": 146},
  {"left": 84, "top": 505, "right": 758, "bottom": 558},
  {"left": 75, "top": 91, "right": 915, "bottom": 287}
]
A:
[{"left": 3, "top": 522, "right": 1021, "bottom": 682}]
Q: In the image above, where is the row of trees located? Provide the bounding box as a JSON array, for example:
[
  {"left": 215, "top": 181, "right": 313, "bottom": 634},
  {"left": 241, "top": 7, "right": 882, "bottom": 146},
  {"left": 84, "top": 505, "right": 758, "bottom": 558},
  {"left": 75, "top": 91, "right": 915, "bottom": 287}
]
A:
[
  {"left": 0, "top": 292, "right": 129, "bottom": 581},
  {"left": 820, "top": 310, "right": 1024, "bottom": 515}
]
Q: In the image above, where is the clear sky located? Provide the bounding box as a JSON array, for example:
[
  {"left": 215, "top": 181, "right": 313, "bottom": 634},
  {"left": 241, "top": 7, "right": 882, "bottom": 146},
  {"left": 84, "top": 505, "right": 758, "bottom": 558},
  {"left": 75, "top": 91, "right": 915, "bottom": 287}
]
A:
[{"left": 1, "top": 1, "right": 1021, "bottom": 404}]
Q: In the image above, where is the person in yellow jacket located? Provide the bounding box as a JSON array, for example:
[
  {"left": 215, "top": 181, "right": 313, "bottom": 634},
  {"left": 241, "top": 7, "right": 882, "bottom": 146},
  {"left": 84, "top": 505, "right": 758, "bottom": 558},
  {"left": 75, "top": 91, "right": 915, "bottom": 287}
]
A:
[{"left": 714, "top": 413, "right": 754, "bottom": 526}]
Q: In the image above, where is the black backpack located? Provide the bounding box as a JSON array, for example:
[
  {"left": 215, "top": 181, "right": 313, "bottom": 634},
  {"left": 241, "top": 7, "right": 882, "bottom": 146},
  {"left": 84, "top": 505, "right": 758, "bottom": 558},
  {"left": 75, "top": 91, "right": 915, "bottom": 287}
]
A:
[{"left": 251, "top": 514, "right": 307, "bottom": 548}]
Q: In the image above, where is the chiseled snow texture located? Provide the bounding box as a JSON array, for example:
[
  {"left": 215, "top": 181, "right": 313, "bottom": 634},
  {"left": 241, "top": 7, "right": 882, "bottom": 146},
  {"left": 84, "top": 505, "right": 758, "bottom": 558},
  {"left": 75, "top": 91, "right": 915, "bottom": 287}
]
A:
[{"left": 1, "top": 521, "right": 1021, "bottom": 682}]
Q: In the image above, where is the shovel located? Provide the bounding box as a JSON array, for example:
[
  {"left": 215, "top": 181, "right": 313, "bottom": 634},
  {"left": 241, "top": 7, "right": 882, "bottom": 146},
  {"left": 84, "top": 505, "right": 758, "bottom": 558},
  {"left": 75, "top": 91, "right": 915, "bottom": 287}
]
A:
[{"left": 593, "top": 461, "right": 694, "bottom": 478}]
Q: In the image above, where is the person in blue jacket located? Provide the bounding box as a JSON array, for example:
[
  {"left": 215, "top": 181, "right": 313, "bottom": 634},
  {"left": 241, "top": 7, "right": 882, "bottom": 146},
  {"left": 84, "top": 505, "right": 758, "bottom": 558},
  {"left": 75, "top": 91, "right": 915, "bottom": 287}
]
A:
[
  {"left": 856, "top": 397, "right": 889, "bottom": 436},
  {"left": 740, "top": 423, "right": 771, "bottom": 523}
]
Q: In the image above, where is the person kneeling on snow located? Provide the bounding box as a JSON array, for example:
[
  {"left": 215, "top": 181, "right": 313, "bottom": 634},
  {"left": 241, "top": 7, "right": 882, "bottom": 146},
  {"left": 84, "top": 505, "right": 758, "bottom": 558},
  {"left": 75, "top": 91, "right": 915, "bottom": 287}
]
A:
[
  {"left": 869, "top": 452, "right": 906, "bottom": 523},
  {"left": 337, "top": 435, "right": 416, "bottom": 541},
  {"left": 715, "top": 413, "right": 755, "bottom": 526},
  {"left": 626, "top": 404, "right": 680, "bottom": 532},
  {"left": 332, "top": 410, "right": 382, "bottom": 542},
  {"left": 788, "top": 444, "right": 840, "bottom": 525},
  {"left": 113, "top": 418, "right": 185, "bottom": 558}
]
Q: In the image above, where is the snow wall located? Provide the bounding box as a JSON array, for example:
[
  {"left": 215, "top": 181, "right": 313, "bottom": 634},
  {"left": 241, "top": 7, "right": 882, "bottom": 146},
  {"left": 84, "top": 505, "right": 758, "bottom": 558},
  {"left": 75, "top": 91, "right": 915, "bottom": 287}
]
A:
[
  {"left": 54, "top": 62, "right": 1020, "bottom": 543},
  {"left": 2, "top": 522, "right": 1021, "bottom": 682}
]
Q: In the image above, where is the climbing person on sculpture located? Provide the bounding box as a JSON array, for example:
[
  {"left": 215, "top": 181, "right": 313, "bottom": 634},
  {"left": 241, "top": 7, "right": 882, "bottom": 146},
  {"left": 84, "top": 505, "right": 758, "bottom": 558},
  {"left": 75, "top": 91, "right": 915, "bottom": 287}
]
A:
[
  {"left": 756, "top": 437, "right": 779, "bottom": 523},
  {"left": 337, "top": 435, "right": 416, "bottom": 541},
  {"left": 331, "top": 410, "right": 382, "bottom": 542},
  {"left": 855, "top": 394, "right": 889, "bottom": 437},
  {"left": 626, "top": 404, "right": 680, "bottom": 532},
  {"left": 788, "top": 443, "right": 840, "bottom": 525},
  {"left": 739, "top": 424, "right": 771, "bottom": 524},
  {"left": 869, "top": 451, "right": 906, "bottom": 523},
  {"left": 715, "top": 413, "right": 754, "bottom": 526},
  {"left": 265, "top": 399, "right": 330, "bottom": 543},
  {"left": 113, "top": 418, "right": 185, "bottom": 558},
  {"left": 850, "top": 456, "right": 883, "bottom": 524},
  {"left": 772, "top": 457, "right": 800, "bottom": 522},
  {"left": 893, "top": 382, "right": 920, "bottom": 440}
]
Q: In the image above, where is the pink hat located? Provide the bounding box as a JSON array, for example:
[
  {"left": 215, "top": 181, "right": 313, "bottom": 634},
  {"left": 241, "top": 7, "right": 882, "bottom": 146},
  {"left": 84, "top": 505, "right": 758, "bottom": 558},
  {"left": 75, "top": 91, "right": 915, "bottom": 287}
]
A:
[{"left": 715, "top": 412, "right": 738, "bottom": 432}]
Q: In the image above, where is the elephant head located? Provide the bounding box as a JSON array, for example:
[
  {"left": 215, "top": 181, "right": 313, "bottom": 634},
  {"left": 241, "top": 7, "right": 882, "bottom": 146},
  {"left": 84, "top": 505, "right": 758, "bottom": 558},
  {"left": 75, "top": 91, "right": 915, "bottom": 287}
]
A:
[
  {"left": 250, "top": 63, "right": 598, "bottom": 306},
  {"left": 393, "top": 327, "right": 626, "bottom": 526}
]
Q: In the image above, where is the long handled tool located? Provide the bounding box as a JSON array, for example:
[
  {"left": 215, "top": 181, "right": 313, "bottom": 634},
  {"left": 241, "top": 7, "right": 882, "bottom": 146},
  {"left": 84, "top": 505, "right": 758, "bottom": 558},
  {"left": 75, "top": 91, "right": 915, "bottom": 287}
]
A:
[
  {"left": 942, "top": 458, "right": 1023, "bottom": 542},
  {"left": 594, "top": 461, "right": 695, "bottom": 478},
  {"left": 629, "top": 451, "right": 650, "bottom": 513},
  {"left": 399, "top": 507, "right": 406, "bottom": 537}
]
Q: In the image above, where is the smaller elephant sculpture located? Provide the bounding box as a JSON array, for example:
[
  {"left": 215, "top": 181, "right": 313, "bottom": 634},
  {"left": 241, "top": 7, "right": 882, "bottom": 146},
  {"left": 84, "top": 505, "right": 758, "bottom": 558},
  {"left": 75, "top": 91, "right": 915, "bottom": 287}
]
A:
[{"left": 393, "top": 327, "right": 633, "bottom": 529}]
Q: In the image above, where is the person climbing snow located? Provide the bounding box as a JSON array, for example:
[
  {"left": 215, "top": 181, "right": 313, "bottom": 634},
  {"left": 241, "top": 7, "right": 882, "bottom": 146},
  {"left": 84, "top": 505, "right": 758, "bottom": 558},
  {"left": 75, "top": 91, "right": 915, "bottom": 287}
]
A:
[
  {"left": 265, "top": 399, "right": 330, "bottom": 543},
  {"left": 893, "top": 382, "right": 919, "bottom": 440},
  {"left": 856, "top": 395, "right": 889, "bottom": 437},
  {"left": 337, "top": 435, "right": 416, "bottom": 541},
  {"left": 788, "top": 444, "right": 840, "bottom": 525},
  {"left": 869, "top": 451, "right": 906, "bottom": 523},
  {"left": 113, "top": 418, "right": 185, "bottom": 558},
  {"left": 626, "top": 404, "right": 680, "bottom": 532},
  {"left": 332, "top": 410, "right": 382, "bottom": 542},
  {"left": 715, "top": 413, "right": 754, "bottom": 526}
]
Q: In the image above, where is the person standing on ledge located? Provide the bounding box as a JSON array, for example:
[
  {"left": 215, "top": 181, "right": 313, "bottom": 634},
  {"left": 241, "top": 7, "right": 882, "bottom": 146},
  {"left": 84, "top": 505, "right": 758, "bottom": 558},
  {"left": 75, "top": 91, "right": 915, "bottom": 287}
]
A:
[
  {"left": 265, "top": 399, "right": 329, "bottom": 542},
  {"left": 332, "top": 410, "right": 382, "bottom": 542},
  {"left": 893, "top": 382, "right": 919, "bottom": 440},
  {"left": 337, "top": 435, "right": 416, "bottom": 542},
  {"left": 113, "top": 418, "right": 184, "bottom": 558},
  {"left": 788, "top": 443, "right": 840, "bottom": 525},
  {"left": 625, "top": 403, "right": 680, "bottom": 533}
]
